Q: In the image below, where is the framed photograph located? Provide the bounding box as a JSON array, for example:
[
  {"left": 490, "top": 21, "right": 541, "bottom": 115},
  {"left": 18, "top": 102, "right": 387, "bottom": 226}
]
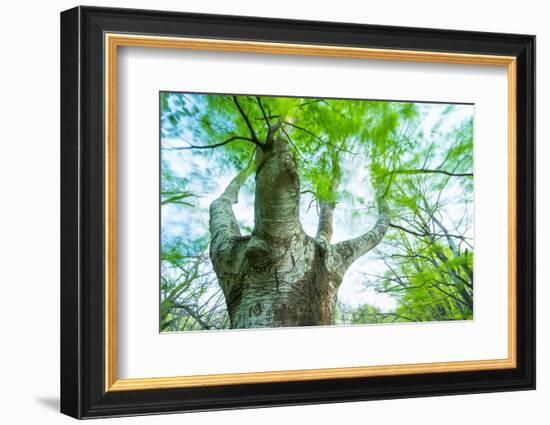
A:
[{"left": 60, "top": 6, "right": 535, "bottom": 419}]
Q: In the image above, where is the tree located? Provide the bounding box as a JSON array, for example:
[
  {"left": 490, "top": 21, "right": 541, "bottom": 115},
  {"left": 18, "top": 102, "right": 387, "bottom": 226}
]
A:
[{"left": 160, "top": 93, "right": 473, "bottom": 330}]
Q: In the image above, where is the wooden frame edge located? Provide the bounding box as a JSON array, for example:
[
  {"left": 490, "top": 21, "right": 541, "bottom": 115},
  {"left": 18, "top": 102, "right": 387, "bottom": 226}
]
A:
[
  {"left": 105, "top": 32, "right": 118, "bottom": 391},
  {"left": 104, "top": 33, "right": 518, "bottom": 392},
  {"left": 507, "top": 59, "right": 518, "bottom": 369},
  {"left": 108, "top": 358, "right": 516, "bottom": 391}
]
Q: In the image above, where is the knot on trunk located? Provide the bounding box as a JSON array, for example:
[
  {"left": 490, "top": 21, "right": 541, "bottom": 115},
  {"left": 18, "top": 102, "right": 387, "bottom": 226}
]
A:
[{"left": 244, "top": 236, "right": 270, "bottom": 260}]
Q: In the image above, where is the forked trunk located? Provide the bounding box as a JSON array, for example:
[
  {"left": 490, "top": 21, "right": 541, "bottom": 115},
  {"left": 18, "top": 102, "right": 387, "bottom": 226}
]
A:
[{"left": 209, "top": 137, "right": 389, "bottom": 329}]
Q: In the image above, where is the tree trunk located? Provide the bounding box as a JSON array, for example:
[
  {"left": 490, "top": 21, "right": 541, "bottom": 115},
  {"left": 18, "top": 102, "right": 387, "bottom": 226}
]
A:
[{"left": 209, "top": 137, "right": 389, "bottom": 329}]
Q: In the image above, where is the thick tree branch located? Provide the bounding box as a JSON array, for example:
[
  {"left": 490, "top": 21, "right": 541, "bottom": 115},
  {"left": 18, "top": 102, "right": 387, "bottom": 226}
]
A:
[
  {"left": 209, "top": 166, "right": 254, "bottom": 258},
  {"left": 332, "top": 189, "right": 390, "bottom": 270}
]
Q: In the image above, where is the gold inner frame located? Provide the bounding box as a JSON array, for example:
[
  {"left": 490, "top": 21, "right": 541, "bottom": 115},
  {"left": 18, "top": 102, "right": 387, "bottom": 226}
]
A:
[{"left": 104, "top": 33, "right": 518, "bottom": 392}]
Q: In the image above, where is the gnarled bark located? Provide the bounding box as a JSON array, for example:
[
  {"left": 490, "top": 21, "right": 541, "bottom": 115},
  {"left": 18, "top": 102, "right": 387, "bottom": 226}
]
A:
[{"left": 209, "top": 137, "right": 390, "bottom": 329}]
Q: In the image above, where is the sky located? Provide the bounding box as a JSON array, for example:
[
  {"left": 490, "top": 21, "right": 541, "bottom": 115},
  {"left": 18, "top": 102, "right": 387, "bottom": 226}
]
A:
[{"left": 160, "top": 99, "right": 474, "bottom": 315}]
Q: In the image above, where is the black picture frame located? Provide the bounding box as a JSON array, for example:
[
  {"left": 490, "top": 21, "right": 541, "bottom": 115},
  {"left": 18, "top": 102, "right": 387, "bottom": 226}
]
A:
[{"left": 61, "top": 5, "right": 535, "bottom": 419}]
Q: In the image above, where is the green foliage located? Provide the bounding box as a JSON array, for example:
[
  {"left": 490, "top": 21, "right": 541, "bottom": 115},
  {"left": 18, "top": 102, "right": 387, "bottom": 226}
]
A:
[
  {"left": 160, "top": 91, "right": 474, "bottom": 330},
  {"left": 363, "top": 113, "right": 474, "bottom": 323},
  {"left": 160, "top": 93, "right": 418, "bottom": 201}
]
